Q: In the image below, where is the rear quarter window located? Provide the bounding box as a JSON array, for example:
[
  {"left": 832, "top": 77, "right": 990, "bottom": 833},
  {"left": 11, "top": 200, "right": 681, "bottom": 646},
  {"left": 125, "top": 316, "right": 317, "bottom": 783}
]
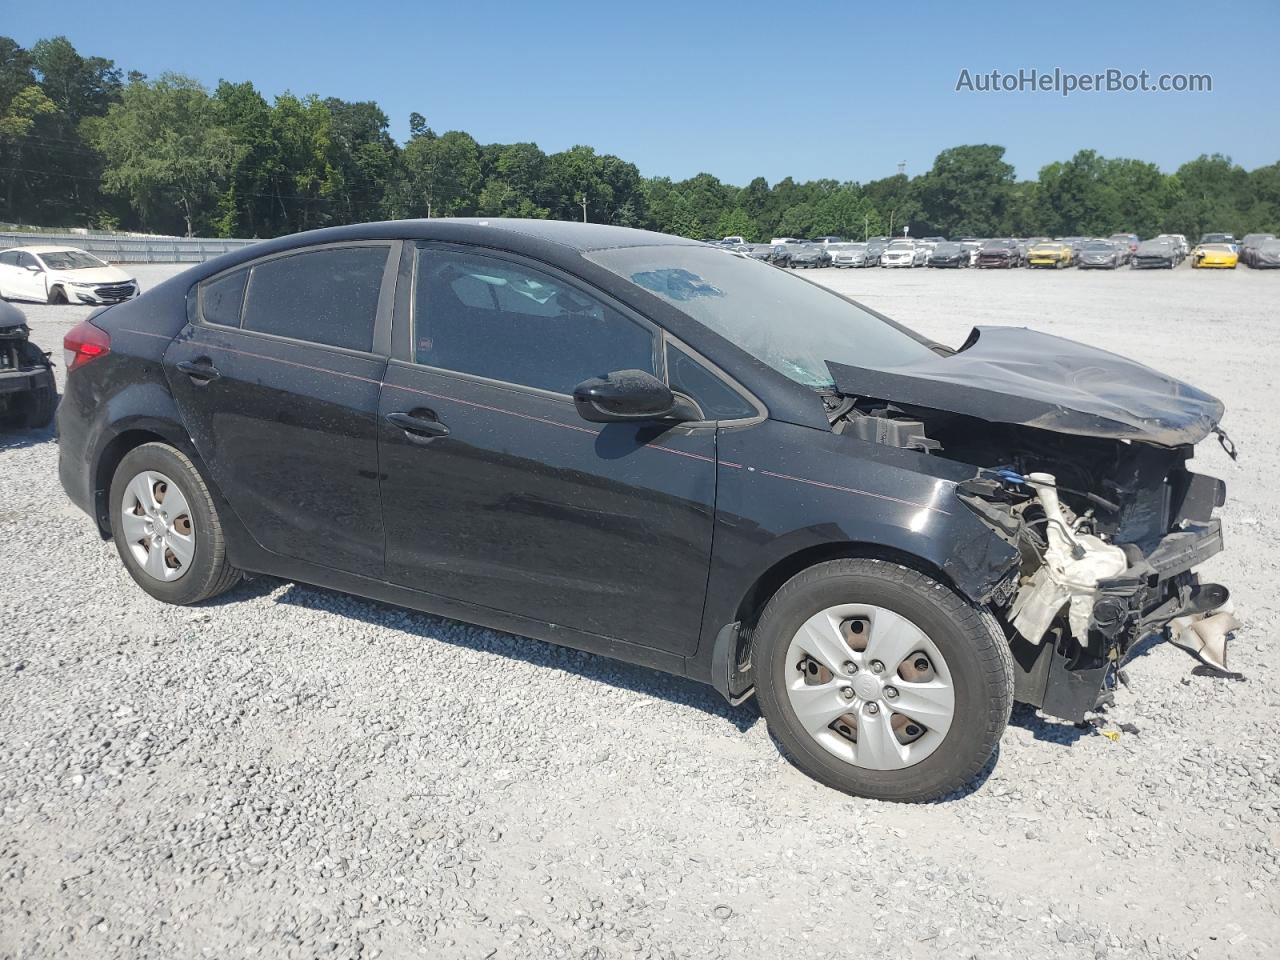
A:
[{"left": 200, "top": 269, "right": 248, "bottom": 327}]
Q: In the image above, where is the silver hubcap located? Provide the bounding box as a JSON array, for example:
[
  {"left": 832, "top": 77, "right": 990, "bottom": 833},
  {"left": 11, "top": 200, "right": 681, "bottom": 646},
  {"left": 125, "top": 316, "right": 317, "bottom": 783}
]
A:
[
  {"left": 784, "top": 604, "right": 955, "bottom": 770},
  {"left": 120, "top": 470, "right": 196, "bottom": 582}
]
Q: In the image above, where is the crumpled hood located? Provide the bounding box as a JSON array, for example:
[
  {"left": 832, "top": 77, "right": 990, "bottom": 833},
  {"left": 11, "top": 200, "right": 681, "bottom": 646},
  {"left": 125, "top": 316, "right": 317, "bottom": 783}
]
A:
[
  {"left": 0, "top": 299, "right": 27, "bottom": 329},
  {"left": 827, "top": 325, "right": 1224, "bottom": 447}
]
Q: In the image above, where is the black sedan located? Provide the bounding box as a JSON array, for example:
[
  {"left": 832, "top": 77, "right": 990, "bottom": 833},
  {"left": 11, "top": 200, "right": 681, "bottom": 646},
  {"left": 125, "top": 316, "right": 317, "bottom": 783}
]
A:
[
  {"left": 1131, "top": 239, "right": 1179, "bottom": 269},
  {"left": 57, "top": 219, "right": 1238, "bottom": 802},
  {"left": 0, "top": 299, "right": 57, "bottom": 428},
  {"left": 926, "top": 242, "right": 970, "bottom": 268},
  {"left": 784, "top": 243, "right": 830, "bottom": 269},
  {"left": 1248, "top": 238, "right": 1280, "bottom": 268},
  {"left": 974, "top": 239, "right": 1021, "bottom": 268}
]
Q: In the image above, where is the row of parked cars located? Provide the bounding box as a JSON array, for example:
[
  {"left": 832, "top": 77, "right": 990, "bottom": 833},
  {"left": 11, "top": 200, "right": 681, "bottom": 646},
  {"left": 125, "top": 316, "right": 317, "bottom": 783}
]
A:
[{"left": 707, "top": 231, "right": 1280, "bottom": 271}]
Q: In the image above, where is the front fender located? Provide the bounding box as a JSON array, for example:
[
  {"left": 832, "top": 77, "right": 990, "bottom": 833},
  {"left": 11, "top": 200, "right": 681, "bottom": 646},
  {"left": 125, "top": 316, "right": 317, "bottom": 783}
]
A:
[{"left": 694, "top": 419, "right": 1019, "bottom": 684}]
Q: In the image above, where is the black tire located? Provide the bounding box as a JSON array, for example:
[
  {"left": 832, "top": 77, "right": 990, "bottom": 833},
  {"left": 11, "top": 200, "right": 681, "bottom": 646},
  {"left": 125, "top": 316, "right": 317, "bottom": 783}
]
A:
[
  {"left": 10, "top": 384, "right": 57, "bottom": 429},
  {"left": 109, "top": 442, "right": 243, "bottom": 605},
  {"left": 48, "top": 286, "right": 68, "bottom": 305},
  {"left": 754, "top": 558, "right": 1013, "bottom": 802}
]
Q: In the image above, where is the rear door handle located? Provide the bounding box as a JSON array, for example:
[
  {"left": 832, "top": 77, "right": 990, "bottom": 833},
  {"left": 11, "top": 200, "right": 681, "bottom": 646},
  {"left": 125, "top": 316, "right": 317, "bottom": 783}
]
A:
[
  {"left": 385, "top": 410, "right": 450, "bottom": 442},
  {"left": 176, "top": 358, "right": 221, "bottom": 383}
]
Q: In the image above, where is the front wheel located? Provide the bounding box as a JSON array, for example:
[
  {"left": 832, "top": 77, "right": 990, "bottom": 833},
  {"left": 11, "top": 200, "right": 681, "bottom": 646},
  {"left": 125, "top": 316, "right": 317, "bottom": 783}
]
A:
[
  {"left": 754, "top": 559, "right": 1013, "bottom": 802},
  {"left": 7, "top": 384, "right": 57, "bottom": 429},
  {"left": 109, "top": 442, "right": 243, "bottom": 605}
]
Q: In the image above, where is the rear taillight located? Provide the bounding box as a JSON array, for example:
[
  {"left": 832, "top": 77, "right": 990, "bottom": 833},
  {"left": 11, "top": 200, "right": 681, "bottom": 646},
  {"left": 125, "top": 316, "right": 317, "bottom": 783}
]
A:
[{"left": 63, "top": 320, "right": 111, "bottom": 372}]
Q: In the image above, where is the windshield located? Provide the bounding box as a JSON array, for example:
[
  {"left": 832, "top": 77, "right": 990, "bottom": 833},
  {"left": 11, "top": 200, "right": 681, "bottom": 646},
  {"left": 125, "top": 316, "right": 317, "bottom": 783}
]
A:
[
  {"left": 586, "top": 244, "right": 935, "bottom": 389},
  {"left": 1260, "top": 241, "right": 1280, "bottom": 253},
  {"left": 933, "top": 243, "right": 961, "bottom": 254},
  {"left": 1200, "top": 244, "right": 1233, "bottom": 252},
  {"left": 1083, "top": 242, "right": 1113, "bottom": 251},
  {"left": 887, "top": 240, "right": 914, "bottom": 249},
  {"left": 37, "top": 249, "right": 108, "bottom": 270}
]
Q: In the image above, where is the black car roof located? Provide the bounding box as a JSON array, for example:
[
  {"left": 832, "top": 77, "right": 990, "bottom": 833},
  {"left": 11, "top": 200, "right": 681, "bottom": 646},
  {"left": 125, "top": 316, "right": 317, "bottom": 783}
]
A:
[
  {"left": 283, "top": 218, "right": 695, "bottom": 254},
  {"left": 177, "top": 218, "right": 702, "bottom": 288}
]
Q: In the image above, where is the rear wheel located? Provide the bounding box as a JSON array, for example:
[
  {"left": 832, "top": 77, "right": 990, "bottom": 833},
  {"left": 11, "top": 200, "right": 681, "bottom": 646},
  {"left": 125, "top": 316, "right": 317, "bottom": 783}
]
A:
[
  {"left": 109, "top": 442, "right": 242, "bottom": 605},
  {"left": 754, "top": 559, "right": 1012, "bottom": 802}
]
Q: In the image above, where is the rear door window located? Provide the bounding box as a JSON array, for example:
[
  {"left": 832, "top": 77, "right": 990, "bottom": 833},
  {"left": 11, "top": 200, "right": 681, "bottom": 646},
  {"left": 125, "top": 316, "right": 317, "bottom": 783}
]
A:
[{"left": 239, "top": 245, "right": 390, "bottom": 352}]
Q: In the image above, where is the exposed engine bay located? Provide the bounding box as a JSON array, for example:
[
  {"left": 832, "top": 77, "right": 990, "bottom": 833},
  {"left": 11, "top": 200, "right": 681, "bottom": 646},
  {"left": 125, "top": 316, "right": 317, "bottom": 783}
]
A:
[{"left": 825, "top": 326, "right": 1240, "bottom": 722}]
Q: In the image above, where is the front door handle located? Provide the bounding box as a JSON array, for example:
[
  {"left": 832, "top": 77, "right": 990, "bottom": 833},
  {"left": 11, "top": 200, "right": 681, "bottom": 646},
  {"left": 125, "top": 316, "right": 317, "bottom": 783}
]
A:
[
  {"left": 385, "top": 410, "right": 450, "bottom": 442},
  {"left": 176, "top": 358, "right": 221, "bottom": 383}
]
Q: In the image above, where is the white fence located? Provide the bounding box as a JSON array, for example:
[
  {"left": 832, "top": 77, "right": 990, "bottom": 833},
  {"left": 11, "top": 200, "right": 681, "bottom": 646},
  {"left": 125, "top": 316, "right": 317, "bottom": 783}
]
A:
[{"left": 0, "top": 231, "right": 258, "bottom": 264}]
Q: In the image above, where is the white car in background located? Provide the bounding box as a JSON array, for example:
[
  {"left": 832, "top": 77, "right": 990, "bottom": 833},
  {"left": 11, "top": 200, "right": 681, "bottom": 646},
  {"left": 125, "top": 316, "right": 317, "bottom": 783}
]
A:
[
  {"left": 0, "top": 246, "right": 139, "bottom": 305},
  {"left": 880, "top": 239, "right": 919, "bottom": 267}
]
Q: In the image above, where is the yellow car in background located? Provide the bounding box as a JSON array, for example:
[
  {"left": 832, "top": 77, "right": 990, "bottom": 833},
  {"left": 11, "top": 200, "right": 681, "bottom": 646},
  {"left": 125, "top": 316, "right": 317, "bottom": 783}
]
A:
[
  {"left": 1026, "top": 241, "right": 1073, "bottom": 268},
  {"left": 1191, "top": 243, "right": 1239, "bottom": 269}
]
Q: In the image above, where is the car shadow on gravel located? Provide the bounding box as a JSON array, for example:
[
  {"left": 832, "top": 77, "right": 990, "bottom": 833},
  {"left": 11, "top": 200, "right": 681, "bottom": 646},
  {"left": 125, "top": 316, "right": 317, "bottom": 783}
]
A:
[
  {"left": 269, "top": 579, "right": 763, "bottom": 732},
  {"left": 1008, "top": 702, "right": 1090, "bottom": 746},
  {"left": 0, "top": 424, "right": 56, "bottom": 450}
]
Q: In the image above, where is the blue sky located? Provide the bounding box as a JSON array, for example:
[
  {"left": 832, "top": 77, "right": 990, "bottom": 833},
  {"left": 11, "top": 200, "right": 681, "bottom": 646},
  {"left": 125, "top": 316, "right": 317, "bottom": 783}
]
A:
[{"left": 7, "top": 0, "right": 1277, "bottom": 184}]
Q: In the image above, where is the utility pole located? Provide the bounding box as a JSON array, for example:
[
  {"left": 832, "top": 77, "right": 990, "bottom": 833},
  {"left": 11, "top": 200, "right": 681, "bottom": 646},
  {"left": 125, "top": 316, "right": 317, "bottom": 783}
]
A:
[
  {"left": 864, "top": 214, "right": 869, "bottom": 241},
  {"left": 889, "top": 209, "right": 896, "bottom": 237},
  {"left": 897, "top": 160, "right": 906, "bottom": 177},
  {"left": 579, "top": 193, "right": 588, "bottom": 223}
]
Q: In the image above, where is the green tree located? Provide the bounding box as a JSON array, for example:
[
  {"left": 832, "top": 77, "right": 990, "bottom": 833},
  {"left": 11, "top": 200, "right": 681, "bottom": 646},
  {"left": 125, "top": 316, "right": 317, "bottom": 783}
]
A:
[
  {"left": 322, "top": 98, "right": 397, "bottom": 225},
  {"left": 476, "top": 141, "right": 547, "bottom": 217},
  {"left": 1035, "top": 150, "right": 1114, "bottom": 235},
  {"left": 812, "top": 185, "right": 873, "bottom": 238},
  {"left": 212, "top": 80, "right": 279, "bottom": 237},
  {"left": 1168, "top": 154, "right": 1250, "bottom": 240},
  {"left": 269, "top": 93, "right": 333, "bottom": 231},
  {"left": 400, "top": 129, "right": 481, "bottom": 218},
  {"left": 715, "top": 207, "right": 757, "bottom": 240},
  {"left": 84, "top": 73, "right": 237, "bottom": 235},
  {"left": 915, "top": 144, "right": 1015, "bottom": 237},
  {"left": 864, "top": 174, "right": 919, "bottom": 235}
]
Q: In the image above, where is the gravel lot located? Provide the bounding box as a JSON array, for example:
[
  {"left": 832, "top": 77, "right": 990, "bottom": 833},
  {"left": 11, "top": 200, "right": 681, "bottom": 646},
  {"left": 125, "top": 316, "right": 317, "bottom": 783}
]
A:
[{"left": 2, "top": 262, "right": 1278, "bottom": 960}]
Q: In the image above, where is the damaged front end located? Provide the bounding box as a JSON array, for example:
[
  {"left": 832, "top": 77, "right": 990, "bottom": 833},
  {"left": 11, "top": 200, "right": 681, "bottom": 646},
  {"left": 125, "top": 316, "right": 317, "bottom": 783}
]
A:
[{"left": 827, "top": 326, "right": 1240, "bottom": 723}]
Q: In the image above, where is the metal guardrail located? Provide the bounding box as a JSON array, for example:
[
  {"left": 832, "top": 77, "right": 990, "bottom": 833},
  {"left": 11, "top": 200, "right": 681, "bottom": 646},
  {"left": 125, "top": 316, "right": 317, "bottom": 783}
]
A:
[{"left": 0, "top": 231, "right": 258, "bottom": 264}]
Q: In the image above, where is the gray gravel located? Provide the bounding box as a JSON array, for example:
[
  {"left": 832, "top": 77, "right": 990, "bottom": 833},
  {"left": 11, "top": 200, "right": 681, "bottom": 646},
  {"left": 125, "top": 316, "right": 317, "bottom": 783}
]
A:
[{"left": 2, "top": 262, "right": 1278, "bottom": 959}]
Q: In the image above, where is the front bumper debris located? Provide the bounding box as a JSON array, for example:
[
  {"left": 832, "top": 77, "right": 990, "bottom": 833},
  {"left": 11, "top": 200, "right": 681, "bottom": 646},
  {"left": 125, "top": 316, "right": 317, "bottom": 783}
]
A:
[{"left": 1010, "top": 517, "right": 1236, "bottom": 722}]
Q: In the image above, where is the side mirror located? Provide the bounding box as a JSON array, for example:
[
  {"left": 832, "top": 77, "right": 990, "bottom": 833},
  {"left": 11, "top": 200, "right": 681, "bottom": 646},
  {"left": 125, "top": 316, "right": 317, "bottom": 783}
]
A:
[
  {"left": 25, "top": 264, "right": 42, "bottom": 273},
  {"left": 573, "top": 369, "right": 687, "bottom": 423}
]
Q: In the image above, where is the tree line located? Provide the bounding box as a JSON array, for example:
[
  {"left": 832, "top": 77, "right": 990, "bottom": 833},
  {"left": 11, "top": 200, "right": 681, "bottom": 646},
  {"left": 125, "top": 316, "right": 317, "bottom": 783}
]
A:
[{"left": 3, "top": 36, "right": 1278, "bottom": 242}]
